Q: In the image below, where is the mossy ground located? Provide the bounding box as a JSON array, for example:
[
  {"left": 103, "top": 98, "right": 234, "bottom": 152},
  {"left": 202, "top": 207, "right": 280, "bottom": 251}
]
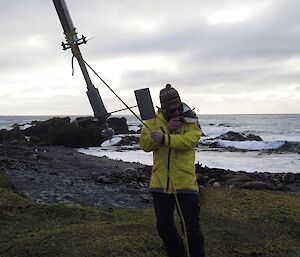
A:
[{"left": 0, "top": 177, "right": 299, "bottom": 257}]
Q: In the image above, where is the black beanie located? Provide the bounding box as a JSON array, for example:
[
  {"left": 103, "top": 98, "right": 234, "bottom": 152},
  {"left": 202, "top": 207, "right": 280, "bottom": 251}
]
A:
[{"left": 159, "top": 84, "right": 181, "bottom": 108}]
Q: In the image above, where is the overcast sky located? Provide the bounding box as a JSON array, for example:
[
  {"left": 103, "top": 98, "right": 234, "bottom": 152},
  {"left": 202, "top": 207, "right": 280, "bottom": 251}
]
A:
[{"left": 0, "top": 0, "right": 299, "bottom": 115}]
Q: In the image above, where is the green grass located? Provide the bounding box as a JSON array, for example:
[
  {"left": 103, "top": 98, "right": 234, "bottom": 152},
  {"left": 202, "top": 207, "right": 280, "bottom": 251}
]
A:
[
  {"left": 0, "top": 178, "right": 299, "bottom": 257},
  {"left": 202, "top": 188, "right": 300, "bottom": 257}
]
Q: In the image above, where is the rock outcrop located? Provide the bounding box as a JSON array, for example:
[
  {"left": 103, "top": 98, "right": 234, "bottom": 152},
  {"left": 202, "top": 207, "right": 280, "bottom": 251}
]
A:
[
  {"left": 108, "top": 117, "right": 129, "bottom": 134},
  {"left": 214, "top": 131, "right": 263, "bottom": 141},
  {"left": 195, "top": 163, "right": 299, "bottom": 194},
  {"left": 23, "top": 117, "right": 106, "bottom": 147}
]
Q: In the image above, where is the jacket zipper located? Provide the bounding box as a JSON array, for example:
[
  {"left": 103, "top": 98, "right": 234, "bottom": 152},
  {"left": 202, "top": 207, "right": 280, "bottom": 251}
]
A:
[
  {"left": 160, "top": 126, "right": 171, "bottom": 193},
  {"left": 166, "top": 148, "right": 171, "bottom": 192}
]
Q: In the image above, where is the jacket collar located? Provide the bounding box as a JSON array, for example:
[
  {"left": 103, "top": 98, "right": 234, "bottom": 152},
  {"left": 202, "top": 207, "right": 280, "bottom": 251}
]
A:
[
  {"left": 156, "top": 103, "right": 198, "bottom": 124},
  {"left": 156, "top": 109, "right": 168, "bottom": 125}
]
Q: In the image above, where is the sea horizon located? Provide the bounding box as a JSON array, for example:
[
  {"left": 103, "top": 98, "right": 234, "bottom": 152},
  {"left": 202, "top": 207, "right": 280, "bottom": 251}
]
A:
[{"left": 0, "top": 113, "right": 299, "bottom": 116}]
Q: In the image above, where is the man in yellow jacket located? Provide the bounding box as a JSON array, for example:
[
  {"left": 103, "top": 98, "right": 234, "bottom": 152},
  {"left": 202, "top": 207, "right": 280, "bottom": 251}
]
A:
[{"left": 140, "top": 84, "right": 205, "bottom": 257}]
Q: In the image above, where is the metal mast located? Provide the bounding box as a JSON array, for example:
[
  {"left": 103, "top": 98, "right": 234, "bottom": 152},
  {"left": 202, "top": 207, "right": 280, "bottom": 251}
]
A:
[{"left": 53, "top": 0, "right": 108, "bottom": 121}]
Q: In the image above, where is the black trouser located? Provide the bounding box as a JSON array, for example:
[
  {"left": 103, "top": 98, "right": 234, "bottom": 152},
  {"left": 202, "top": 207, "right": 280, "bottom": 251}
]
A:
[{"left": 152, "top": 192, "right": 205, "bottom": 257}]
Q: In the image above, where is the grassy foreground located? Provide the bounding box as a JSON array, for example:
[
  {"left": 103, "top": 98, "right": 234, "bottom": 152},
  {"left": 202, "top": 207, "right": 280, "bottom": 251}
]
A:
[{"left": 0, "top": 177, "right": 299, "bottom": 257}]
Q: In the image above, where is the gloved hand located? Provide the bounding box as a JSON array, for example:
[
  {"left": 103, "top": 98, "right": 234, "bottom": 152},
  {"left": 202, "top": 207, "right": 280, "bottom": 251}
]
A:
[
  {"left": 167, "top": 117, "right": 182, "bottom": 132},
  {"left": 151, "top": 131, "right": 163, "bottom": 144}
]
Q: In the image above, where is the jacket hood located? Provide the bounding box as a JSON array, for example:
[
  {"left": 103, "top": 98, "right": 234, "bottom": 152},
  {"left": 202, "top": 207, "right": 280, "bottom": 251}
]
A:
[{"left": 181, "top": 103, "right": 198, "bottom": 124}]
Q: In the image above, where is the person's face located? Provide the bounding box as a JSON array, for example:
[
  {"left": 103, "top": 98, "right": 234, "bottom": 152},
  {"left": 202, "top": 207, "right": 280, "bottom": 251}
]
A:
[{"left": 166, "top": 103, "right": 182, "bottom": 119}]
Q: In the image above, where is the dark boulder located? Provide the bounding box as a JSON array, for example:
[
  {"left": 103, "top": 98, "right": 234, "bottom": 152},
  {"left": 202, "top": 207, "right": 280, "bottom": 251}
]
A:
[
  {"left": 215, "top": 131, "right": 263, "bottom": 141},
  {"left": 50, "top": 123, "right": 106, "bottom": 147},
  {"left": 0, "top": 127, "right": 26, "bottom": 142},
  {"left": 240, "top": 181, "right": 274, "bottom": 190},
  {"left": 24, "top": 117, "right": 71, "bottom": 138},
  {"left": 277, "top": 142, "right": 300, "bottom": 154},
  {"left": 224, "top": 173, "right": 255, "bottom": 186},
  {"left": 24, "top": 117, "right": 105, "bottom": 147},
  {"left": 282, "top": 173, "right": 296, "bottom": 184},
  {"left": 218, "top": 123, "right": 231, "bottom": 127},
  {"left": 212, "top": 182, "right": 221, "bottom": 187},
  {"left": 246, "top": 134, "right": 263, "bottom": 141},
  {"left": 108, "top": 117, "right": 129, "bottom": 134},
  {"left": 93, "top": 166, "right": 151, "bottom": 189},
  {"left": 195, "top": 163, "right": 231, "bottom": 185},
  {"left": 121, "top": 135, "right": 139, "bottom": 146}
]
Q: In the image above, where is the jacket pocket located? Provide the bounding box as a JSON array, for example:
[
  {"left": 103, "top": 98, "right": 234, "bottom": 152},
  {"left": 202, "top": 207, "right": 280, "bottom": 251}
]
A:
[{"left": 178, "top": 166, "right": 194, "bottom": 175}]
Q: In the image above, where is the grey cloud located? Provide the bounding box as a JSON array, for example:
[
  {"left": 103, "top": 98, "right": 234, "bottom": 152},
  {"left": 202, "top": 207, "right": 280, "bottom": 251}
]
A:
[
  {"left": 1, "top": 0, "right": 300, "bottom": 114},
  {"left": 0, "top": 94, "right": 92, "bottom": 115},
  {"left": 81, "top": 0, "right": 300, "bottom": 61}
]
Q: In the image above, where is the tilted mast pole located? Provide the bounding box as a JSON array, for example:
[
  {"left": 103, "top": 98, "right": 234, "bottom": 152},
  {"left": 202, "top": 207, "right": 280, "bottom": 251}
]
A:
[{"left": 52, "top": 0, "right": 109, "bottom": 121}]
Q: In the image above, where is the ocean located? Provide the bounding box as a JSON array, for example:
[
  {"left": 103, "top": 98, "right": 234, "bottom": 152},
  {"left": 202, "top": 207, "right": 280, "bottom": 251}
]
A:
[{"left": 1, "top": 114, "right": 299, "bottom": 173}]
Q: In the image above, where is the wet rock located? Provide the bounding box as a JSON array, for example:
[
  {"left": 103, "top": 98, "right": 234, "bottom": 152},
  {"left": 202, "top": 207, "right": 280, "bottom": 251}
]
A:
[
  {"left": 282, "top": 173, "right": 296, "bottom": 183},
  {"left": 72, "top": 116, "right": 98, "bottom": 126},
  {"left": 92, "top": 166, "right": 150, "bottom": 190},
  {"left": 218, "top": 123, "right": 231, "bottom": 127},
  {"left": 224, "top": 174, "right": 255, "bottom": 186},
  {"left": 277, "top": 142, "right": 300, "bottom": 154},
  {"left": 139, "top": 194, "right": 152, "bottom": 203},
  {"left": 121, "top": 136, "right": 139, "bottom": 146},
  {"left": 29, "top": 136, "right": 43, "bottom": 144},
  {"left": 207, "top": 178, "right": 216, "bottom": 185},
  {"left": 214, "top": 131, "right": 263, "bottom": 141},
  {"left": 94, "top": 175, "right": 111, "bottom": 184},
  {"left": 0, "top": 128, "right": 26, "bottom": 142},
  {"left": 102, "top": 127, "right": 115, "bottom": 140},
  {"left": 128, "top": 126, "right": 142, "bottom": 134},
  {"left": 195, "top": 164, "right": 230, "bottom": 183},
  {"left": 25, "top": 117, "right": 70, "bottom": 136},
  {"left": 240, "top": 181, "right": 274, "bottom": 190},
  {"left": 123, "top": 167, "right": 138, "bottom": 173},
  {"left": 108, "top": 117, "right": 129, "bottom": 134},
  {"left": 193, "top": 164, "right": 295, "bottom": 192},
  {"left": 246, "top": 134, "right": 263, "bottom": 141},
  {"left": 196, "top": 173, "right": 207, "bottom": 185},
  {"left": 212, "top": 182, "right": 221, "bottom": 187},
  {"left": 24, "top": 117, "right": 105, "bottom": 147}
]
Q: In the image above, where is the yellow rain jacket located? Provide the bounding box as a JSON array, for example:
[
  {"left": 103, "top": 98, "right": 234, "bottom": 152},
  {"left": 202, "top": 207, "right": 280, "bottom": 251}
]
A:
[{"left": 140, "top": 110, "right": 202, "bottom": 194}]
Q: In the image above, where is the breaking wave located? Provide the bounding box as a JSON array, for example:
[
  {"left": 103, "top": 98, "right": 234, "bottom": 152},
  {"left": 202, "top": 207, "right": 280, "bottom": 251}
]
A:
[{"left": 199, "top": 139, "right": 300, "bottom": 153}]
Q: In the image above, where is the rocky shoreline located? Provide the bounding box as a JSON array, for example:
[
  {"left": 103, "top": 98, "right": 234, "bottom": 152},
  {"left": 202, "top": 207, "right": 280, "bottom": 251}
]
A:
[
  {"left": 0, "top": 143, "right": 150, "bottom": 208},
  {"left": 0, "top": 116, "right": 299, "bottom": 208},
  {"left": 0, "top": 142, "right": 299, "bottom": 209}
]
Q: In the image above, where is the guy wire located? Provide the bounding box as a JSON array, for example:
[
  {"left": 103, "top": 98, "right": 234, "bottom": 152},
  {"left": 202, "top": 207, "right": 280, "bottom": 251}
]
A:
[{"left": 81, "top": 58, "right": 150, "bottom": 130}]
